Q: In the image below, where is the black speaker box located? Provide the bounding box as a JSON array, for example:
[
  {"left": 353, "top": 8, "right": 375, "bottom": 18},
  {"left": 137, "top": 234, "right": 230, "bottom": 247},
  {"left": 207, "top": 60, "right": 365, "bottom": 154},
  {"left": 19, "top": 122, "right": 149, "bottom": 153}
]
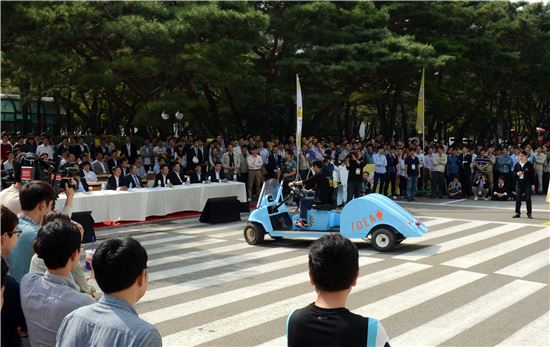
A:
[
  {"left": 200, "top": 196, "right": 241, "bottom": 224},
  {"left": 71, "top": 211, "right": 96, "bottom": 244}
]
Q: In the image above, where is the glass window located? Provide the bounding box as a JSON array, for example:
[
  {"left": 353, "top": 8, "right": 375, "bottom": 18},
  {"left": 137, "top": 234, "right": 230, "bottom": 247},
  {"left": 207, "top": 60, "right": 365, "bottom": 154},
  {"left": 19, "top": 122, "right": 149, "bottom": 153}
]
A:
[
  {"left": 1, "top": 113, "right": 15, "bottom": 122},
  {"left": 1, "top": 99, "right": 15, "bottom": 113},
  {"left": 43, "top": 101, "right": 57, "bottom": 115}
]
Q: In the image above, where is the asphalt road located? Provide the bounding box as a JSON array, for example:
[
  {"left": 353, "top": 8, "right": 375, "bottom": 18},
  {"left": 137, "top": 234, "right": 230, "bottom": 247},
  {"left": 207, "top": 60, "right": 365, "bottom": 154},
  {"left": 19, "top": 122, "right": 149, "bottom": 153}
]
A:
[{"left": 89, "top": 195, "right": 549, "bottom": 347}]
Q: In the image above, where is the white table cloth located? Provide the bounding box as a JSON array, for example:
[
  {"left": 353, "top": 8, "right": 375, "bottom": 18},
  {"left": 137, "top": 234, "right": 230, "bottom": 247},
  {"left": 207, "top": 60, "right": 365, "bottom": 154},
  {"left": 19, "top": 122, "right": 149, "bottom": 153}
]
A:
[{"left": 55, "top": 182, "right": 247, "bottom": 222}]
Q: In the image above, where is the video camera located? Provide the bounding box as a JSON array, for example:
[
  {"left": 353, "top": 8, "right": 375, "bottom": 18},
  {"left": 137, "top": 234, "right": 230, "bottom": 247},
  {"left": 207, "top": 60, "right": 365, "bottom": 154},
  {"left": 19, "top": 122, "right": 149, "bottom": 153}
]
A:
[{"left": 14, "top": 152, "right": 78, "bottom": 192}]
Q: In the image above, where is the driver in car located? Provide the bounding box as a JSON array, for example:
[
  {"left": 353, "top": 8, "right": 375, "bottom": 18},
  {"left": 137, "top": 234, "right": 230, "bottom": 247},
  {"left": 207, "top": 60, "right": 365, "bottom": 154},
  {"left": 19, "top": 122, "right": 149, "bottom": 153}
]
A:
[{"left": 289, "top": 160, "right": 332, "bottom": 228}]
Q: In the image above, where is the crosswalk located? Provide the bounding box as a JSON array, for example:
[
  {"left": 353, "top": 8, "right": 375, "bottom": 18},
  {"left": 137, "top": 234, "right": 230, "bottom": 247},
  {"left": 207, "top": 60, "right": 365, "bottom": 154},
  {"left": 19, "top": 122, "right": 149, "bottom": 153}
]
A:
[{"left": 89, "top": 215, "right": 550, "bottom": 347}]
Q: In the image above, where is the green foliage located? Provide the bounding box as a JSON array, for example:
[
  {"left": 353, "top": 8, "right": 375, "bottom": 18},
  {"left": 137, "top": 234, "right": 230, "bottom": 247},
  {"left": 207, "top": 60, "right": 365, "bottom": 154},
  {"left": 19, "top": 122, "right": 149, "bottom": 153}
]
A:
[{"left": 1, "top": 1, "right": 548, "bottom": 143}]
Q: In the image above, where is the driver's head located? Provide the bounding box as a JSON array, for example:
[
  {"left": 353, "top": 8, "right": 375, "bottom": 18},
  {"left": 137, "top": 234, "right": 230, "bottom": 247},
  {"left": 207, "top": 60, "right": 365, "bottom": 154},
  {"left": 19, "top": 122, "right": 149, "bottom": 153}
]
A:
[
  {"left": 308, "top": 234, "right": 358, "bottom": 292},
  {"left": 311, "top": 160, "right": 323, "bottom": 174}
]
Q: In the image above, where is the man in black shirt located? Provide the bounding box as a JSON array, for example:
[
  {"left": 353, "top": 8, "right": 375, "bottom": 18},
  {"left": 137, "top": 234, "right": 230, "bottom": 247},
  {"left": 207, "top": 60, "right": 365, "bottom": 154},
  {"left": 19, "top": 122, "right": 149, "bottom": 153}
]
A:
[
  {"left": 286, "top": 234, "right": 390, "bottom": 347},
  {"left": 404, "top": 148, "right": 420, "bottom": 202},
  {"left": 346, "top": 151, "right": 364, "bottom": 203},
  {"left": 289, "top": 160, "right": 331, "bottom": 228},
  {"left": 513, "top": 151, "right": 536, "bottom": 219}
]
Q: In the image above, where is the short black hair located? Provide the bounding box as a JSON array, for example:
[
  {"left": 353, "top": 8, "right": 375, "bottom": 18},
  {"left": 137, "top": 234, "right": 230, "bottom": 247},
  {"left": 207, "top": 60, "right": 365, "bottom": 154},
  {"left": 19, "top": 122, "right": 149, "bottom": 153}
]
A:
[
  {"left": 308, "top": 234, "right": 359, "bottom": 292},
  {"left": 42, "top": 211, "right": 72, "bottom": 226},
  {"left": 311, "top": 160, "right": 324, "bottom": 169},
  {"left": 33, "top": 220, "right": 81, "bottom": 270},
  {"left": 19, "top": 181, "right": 57, "bottom": 211},
  {"left": 92, "top": 237, "right": 148, "bottom": 294},
  {"left": 1, "top": 205, "right": 19, "bottom": 235},
  {"left": 160, "top": 164, "right": 168, "bottom": 170}
]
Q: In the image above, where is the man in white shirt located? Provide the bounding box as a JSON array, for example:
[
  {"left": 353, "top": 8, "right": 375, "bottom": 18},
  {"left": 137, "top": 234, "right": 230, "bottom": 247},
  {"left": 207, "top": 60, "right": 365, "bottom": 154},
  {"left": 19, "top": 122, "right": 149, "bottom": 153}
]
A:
[
  {"left": 247, "top": 147, "right": 263, "bottom": 202},
  {"left": 36, "top": 136, "right": 55, "bottom": 159}
]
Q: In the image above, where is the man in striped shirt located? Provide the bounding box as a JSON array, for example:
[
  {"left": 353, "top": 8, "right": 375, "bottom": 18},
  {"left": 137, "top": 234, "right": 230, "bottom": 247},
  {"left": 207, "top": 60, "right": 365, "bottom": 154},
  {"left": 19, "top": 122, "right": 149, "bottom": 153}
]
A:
[{"left": 474, "top": 148, "right": 490, "bottom": 181}]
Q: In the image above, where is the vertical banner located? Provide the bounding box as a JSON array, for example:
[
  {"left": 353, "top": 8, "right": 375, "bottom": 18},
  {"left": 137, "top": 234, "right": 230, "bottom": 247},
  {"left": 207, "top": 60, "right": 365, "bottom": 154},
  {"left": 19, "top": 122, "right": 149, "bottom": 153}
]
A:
[{"left": 296, "top": 74, "right": 303, "bottom": 180}]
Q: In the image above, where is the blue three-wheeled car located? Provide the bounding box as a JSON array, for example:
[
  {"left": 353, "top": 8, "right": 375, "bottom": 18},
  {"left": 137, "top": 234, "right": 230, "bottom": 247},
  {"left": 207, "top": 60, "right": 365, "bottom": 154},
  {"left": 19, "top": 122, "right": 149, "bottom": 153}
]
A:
[{"left": 243, "top": 179, "right": 428, "bottom": 251}]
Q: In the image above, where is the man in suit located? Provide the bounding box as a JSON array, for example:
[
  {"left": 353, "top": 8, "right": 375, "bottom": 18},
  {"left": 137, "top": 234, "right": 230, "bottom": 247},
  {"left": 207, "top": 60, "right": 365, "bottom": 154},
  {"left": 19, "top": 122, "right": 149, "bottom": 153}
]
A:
[
  {"left": 56, "top": 137, "right": 72, "bottom": 158},
  {"left": 186, "top": 140, "right": 204, "bottom": 172},
  {"left": 126, "top": 165, "right": 144, "bottom": 189},
  {"left": 72, "top": 136, "right": 90, "bottom": 158},
  {"left": 106, "top": 167, "right": 127, "bottom": 191},
  {"left": 153, "top": 164, "right": 171, "bottom": 187},
  {"left": 221, "top": 143, "right": 241, "bottom": 178},
  {"left": 208, "top": 162, "right": 227, "bottom": 183},
  {"left": 190, "top": 163, "right": 207, "bottom": 184},
  {"left": 107, "top": 150, "right": 119, "bottom": 173},
  {"left": 120, "top": 158, "right": 131, "bottom": 177},
  {"left": 120, "top": 136, "right": 138, "bottom": 164},
  {"left": 513, "top": 151, "right": 535, "bottom": 219},
  {"left": 92, "top": 152, "right": 109, "bottom": 175},
  {"left": 167, "top": 163, "right": 185, "bottom": 185}
]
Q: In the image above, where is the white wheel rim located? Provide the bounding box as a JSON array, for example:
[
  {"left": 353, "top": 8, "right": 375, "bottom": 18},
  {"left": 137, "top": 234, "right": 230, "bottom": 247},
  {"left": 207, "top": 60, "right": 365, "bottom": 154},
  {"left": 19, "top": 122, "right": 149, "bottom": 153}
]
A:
[
  {"left": 246, "top": 228, "right": 255, "bottom": 241},
  {"left": 375, "top": 233, "right": 389, "bottom": 248}
]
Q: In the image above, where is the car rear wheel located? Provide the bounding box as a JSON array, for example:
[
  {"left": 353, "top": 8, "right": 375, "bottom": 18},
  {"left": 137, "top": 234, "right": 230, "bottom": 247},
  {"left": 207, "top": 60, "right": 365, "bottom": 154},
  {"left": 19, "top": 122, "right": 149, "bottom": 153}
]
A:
[
  {"left": 244, "top": 223, "right": 265, "bottom": 245},
  {"left": 371, "top": 228, "right": 396, "bottom": 252}
]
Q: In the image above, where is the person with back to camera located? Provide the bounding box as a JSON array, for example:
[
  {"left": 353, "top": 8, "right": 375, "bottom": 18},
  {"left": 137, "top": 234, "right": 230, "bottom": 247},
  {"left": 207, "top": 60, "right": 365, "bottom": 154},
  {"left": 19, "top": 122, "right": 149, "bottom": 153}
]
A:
[
  {"left": 286, "top": 234, "right": 390, "bottom": 347},
  {"left": 20, "top": 220, "right": 95, "bottom": 347},
  {"left": 56, "top": 237, "right": 161, "bottom": 347}
]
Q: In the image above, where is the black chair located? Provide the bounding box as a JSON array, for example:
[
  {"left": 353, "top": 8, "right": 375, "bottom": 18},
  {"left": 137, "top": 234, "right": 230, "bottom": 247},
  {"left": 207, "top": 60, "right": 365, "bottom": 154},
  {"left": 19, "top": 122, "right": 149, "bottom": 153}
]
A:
[{"left": 312, "top": 185, "right": 342, "bottom": 211}]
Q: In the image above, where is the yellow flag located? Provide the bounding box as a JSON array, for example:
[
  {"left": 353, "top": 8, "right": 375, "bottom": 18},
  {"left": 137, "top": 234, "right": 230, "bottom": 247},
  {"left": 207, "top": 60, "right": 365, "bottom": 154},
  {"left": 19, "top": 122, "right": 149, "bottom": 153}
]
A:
[
  {"left": 416, "top": 68, "right": 425, "bottom": 134},
  {"left": 296, "top": 74, "right": 303, "bottom": 178}
]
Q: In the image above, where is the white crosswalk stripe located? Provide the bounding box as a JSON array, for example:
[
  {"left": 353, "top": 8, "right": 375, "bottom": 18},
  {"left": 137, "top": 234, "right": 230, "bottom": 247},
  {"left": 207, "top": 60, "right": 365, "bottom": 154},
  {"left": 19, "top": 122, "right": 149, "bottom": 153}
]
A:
[
  {"left": 495, "top": 311, "right": 550, "bottom": 347},
  {"left": 443, "top": 228, "right": 550, "bottom": 268},
  {"left": 395, "top": 223, "right": 525, "bottom": 261},
  {"left": 391, "top": 280, "right": 547, "bottom": 346},
  {"left": 91, "top": 215, "right": 549, "bottom": 347},
  {"left": 405, "top": 220, "right": 490, "bottom": 244},
  {"left": 494, "top": 249, "right": 550, "bottom": 278}
]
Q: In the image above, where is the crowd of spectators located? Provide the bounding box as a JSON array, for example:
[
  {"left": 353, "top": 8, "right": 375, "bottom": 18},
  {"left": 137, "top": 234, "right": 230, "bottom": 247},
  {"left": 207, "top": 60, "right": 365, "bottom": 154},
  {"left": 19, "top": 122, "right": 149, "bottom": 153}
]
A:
[{"left": 1, "top": 131, "right": 548, "bottom": 202}]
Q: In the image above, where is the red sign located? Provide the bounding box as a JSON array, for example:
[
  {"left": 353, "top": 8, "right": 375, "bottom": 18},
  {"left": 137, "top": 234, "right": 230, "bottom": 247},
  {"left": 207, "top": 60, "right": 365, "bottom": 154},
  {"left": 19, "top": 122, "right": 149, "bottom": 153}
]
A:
[{"left": 21, "top": 166, "right": 33, "bottom": 182}]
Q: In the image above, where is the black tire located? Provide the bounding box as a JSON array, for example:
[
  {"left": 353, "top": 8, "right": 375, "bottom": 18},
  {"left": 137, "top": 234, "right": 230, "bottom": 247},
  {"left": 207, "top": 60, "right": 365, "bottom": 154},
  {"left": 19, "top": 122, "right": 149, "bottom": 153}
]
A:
[
  {"left": 371, "top": 228, "right": 397, "bottom": 252},
  {"left": 244, "top": 223, "right": 265, "bottom": 245}
]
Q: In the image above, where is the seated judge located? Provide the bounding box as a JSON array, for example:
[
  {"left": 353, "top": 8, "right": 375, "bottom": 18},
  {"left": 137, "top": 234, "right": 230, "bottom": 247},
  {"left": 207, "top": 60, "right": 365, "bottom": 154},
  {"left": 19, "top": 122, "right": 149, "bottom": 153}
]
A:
[
  {"left": 153, "top": 164, "right": 171, "bottom": 187},
  {"left": 107, "top": 166, "right": 128, "bottom": 191},
  {"left": 126, "top": 165, "right": 144, "bottom": 189},
  {"left": 167, "top": 162, "right": 185, "bottom": 185},
  {"left": 72, "top": 170, "right": 89, "bottom": 193},
  {"left": 209, "top": 162, "right": 228, "bottom": 183},
  {"left": 492, "top": 176, "right": 508, "bottom": 201},
  {"left": 81, "top": 161, "right": 97, "bottom": 183},
  {"left": 190, "top": 163, "right": 207, "bottom": 184}
]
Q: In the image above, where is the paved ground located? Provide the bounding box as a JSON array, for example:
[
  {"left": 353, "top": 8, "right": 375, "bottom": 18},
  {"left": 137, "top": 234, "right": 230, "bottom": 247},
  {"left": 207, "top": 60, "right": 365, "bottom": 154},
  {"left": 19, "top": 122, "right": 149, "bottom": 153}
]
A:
[{"left": 88, "top": 195, "right": 549, "bottom": 347}]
